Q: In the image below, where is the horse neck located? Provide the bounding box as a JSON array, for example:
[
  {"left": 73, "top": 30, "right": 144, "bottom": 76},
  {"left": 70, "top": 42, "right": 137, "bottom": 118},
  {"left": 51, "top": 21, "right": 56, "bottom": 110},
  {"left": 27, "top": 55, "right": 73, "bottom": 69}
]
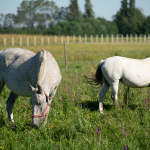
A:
[{"left": 31, "top": 53, "right": 50, "bottom": 92}]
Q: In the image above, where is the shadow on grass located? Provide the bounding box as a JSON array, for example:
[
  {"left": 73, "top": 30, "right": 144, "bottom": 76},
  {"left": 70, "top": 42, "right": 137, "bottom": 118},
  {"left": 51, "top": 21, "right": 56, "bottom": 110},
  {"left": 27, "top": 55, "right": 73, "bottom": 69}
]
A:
[
  {"left": 122, "top": 103, "right": 139, "bottom": 110},
  {"left": 81, "top": 101, "right": 113, "bottom": 112},
  {"left": 81, "top": 101, "right": 139, "bottom": 112}
]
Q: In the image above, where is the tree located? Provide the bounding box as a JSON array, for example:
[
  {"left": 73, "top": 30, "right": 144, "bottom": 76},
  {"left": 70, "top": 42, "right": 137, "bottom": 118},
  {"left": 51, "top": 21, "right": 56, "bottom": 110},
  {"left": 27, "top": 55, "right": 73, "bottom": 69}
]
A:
[
  {"left": 84, "top": 0, "right": 95, "bottom": 18},
  {"left": 3, "top": 13, "right": 15, "bottom": 28},
  {"left": 113, "top": 0, "right": 145, "bottom": 35},
  {"left": 68, "top": 0, "right": 82, "bottom": 20},
  {"left": 55, "top": 7, "right": 70, "bottom": 22},
  {"left": 14, "top": 0, "right": 59, "bottom": 28},
  {"left": 120, "top": 0, "right": 128, "bottom": 17},
  {"left": 143, "top": 16, "right": 150, "bottom": 34}
]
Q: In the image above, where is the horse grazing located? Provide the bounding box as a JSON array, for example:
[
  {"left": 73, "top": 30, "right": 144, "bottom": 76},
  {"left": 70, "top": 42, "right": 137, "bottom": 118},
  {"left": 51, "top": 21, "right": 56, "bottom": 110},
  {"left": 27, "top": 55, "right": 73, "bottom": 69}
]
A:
[
  {"left": 0, "top": 48, "right": 61, "bottom": 127},
  {"left": 85, "top": 56, "right": 150, "bottom": 113}
]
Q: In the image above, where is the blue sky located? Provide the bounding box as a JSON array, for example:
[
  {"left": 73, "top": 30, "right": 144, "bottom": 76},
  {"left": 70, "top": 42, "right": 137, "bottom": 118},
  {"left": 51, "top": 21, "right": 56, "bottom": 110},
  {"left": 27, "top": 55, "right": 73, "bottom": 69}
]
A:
[{"left": 0, "top": 0, "right": 149, "bottom": 21}]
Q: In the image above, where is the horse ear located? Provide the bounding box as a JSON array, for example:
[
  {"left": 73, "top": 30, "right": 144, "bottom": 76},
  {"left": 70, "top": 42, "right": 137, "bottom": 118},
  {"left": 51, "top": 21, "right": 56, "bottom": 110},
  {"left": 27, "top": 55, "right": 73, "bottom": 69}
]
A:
[
  {"left": 37, "top": 84, "right": 42, "bottom": 93},
  {"left": 29, "top": 84, "right": 36, "bottom": 92}
]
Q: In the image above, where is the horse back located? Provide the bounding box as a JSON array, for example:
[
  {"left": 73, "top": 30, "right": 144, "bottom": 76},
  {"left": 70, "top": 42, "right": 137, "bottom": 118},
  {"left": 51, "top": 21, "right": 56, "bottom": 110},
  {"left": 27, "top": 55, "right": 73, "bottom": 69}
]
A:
[{"left": 0, "top": 48, "right": 34, "bottom": 82}]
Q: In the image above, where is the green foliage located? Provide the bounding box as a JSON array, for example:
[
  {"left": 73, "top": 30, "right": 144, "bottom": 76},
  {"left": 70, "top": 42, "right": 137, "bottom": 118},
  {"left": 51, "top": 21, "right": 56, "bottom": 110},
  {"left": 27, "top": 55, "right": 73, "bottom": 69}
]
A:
[
  {"left": 47, "top": 18, "right": 118, "bottom": 36},
  {"left": 113, "top": 0, "right": 146, "bottom": 35},
  {"left": 143, "top": 16, "right": 150, "bottom": 34}
]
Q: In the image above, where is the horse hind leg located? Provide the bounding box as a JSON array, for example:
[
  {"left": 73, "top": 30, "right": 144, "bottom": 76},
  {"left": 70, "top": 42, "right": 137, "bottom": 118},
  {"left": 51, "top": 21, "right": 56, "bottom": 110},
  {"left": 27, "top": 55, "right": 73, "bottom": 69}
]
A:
[
  {"left": 110, "top": 80, "right": 119, "bottom": 107},
  {"left": 99, "top": 78, "right": 110, "bottom": 113},
  {"left": 6, "top": 92, "right": 18, "bottom": 122}
]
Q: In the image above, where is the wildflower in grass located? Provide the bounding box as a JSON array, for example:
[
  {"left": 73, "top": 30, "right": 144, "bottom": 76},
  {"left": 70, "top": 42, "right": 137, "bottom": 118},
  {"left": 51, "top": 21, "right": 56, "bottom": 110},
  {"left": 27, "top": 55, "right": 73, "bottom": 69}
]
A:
[
  {"left": 124, "top": 145, "right": 127, "bottom": 150},
  {"left": 125, "top": 131, "right": 129, "bottom": 136},
  {"left": 143, "top": 99, "right": 147, "bottom": 109},
  {"left": 7, "top": 131, "right": 9, "bottom": 133},
  {"left": 121, "top": 124, "right": 124, "bottom": 134},
  {"left": 96, "top": 126, "right": 99, "bottom": 135},
  {"left": 53, "top": 110, "right": 55, "bottom": 115},
  {"left": 51, "top": 126, "right": 53, "bottom": 128},
  {"left": 72, "top": 98, "right": 75, "bottom": 101},
  {"left": 65, "top": 89, "right": 68, "bottom": 92}
]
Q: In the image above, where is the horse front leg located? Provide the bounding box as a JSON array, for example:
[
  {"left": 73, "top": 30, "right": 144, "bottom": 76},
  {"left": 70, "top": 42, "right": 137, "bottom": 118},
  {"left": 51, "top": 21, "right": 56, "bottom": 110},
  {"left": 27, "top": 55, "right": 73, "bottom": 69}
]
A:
[
  {"left": 6, "top": 92, "right": 18, "bottom": 122},
  {"left": 99, "top": 81, "right": 110, "bottom": 113}
]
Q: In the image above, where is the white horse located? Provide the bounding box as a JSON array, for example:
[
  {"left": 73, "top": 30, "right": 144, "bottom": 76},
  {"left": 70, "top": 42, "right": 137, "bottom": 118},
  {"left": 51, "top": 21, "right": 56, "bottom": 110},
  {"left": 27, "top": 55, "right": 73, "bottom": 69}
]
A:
[
  {"left": 85, "top": 56, "right": 150, "bottom": 113},
  {"left": 0, "top": 48, "right": 61, "bottom": 127}
]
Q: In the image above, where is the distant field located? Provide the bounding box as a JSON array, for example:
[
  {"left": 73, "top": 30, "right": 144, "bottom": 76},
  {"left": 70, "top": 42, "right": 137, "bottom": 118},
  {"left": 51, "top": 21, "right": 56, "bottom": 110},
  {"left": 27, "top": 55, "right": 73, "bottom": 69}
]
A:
[{"left": 0, "top": 36, "right": 150, "bottom": 149}]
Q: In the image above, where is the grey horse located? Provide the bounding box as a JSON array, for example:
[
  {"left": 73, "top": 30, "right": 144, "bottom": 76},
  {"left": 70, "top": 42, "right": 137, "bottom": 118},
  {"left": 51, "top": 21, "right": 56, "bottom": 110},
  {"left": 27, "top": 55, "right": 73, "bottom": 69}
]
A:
[{"left": 0, "top": 48, "right": 61, "bottom": 127}]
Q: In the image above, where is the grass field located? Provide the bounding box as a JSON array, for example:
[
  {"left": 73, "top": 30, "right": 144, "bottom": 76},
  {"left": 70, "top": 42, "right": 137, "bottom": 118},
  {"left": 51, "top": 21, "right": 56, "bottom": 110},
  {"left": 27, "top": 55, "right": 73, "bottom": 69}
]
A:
[{"left": 0, "top": 40, "right": 150, "bottom": 149}]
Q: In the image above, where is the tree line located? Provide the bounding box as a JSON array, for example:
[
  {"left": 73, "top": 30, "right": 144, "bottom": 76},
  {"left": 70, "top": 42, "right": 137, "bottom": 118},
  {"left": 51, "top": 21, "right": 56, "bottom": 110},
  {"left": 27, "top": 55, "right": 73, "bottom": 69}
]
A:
[{"left": 0, "top": 0, "right": 149, "bottom": 35}]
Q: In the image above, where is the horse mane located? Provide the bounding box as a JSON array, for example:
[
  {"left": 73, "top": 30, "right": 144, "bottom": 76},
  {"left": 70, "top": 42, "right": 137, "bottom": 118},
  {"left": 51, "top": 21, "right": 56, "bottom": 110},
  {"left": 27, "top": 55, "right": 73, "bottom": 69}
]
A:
[
  {"left": 84, "top": 60, "right": 104, "bottom": 89},
  {"left": 35, "top": 50, "right": 46, "bottom": 86}
]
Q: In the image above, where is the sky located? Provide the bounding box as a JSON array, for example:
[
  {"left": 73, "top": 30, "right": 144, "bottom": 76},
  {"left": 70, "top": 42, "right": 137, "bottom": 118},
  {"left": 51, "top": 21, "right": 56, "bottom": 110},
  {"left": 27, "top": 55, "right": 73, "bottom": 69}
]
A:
[{"left": 0, "top": 0, "right": 150, "bottom": 21}]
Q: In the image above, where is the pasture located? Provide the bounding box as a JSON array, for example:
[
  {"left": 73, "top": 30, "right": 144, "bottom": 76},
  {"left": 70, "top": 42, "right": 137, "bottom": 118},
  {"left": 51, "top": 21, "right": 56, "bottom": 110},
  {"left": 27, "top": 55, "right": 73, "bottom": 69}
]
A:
[{"left": 0, "top": 36, "right": 150, "bottom": 149}]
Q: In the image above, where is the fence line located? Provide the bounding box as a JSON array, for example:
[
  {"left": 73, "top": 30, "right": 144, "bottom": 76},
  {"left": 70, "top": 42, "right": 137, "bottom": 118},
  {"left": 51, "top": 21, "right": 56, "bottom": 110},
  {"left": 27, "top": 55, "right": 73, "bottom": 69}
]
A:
[{"left": 1, "top": 34, "right": 150, "bottom": 47}]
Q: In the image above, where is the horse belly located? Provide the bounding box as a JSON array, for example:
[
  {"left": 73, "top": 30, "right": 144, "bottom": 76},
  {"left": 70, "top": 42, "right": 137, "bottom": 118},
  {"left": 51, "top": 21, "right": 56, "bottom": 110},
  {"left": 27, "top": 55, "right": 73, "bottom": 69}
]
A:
[{"left": 121, "top": 74, "right": 150, "bottom": 88}]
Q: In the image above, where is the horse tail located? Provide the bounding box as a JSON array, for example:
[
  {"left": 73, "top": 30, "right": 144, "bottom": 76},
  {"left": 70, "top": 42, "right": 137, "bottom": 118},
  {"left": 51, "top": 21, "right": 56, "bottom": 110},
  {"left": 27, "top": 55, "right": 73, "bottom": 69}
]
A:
[{"left": 84, "top": 60, "right": 104, "bottom": 88}]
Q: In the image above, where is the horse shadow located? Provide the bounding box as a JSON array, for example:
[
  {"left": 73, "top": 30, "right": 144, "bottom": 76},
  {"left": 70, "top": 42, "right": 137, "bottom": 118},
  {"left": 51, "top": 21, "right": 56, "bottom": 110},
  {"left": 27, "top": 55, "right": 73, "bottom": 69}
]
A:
[
  {"left": 80, "top": 101, "right": 139, "bottom": 112},
  {"left": 81, "top": 101, "right": 113, "bottom": 112}
]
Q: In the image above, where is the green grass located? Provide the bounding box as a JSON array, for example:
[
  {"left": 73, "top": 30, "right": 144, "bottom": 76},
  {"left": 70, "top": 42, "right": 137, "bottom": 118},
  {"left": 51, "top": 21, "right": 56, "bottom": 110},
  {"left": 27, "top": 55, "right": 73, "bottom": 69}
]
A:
[{"left": 0, "top": 43, "right": 150, "bottom": 149}]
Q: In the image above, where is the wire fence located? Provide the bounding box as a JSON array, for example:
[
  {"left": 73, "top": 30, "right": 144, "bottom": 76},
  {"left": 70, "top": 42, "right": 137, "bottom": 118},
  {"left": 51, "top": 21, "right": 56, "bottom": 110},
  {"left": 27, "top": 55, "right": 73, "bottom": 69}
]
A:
[{"left": 0, "top": 34, "right": 150, "bottom": 47}]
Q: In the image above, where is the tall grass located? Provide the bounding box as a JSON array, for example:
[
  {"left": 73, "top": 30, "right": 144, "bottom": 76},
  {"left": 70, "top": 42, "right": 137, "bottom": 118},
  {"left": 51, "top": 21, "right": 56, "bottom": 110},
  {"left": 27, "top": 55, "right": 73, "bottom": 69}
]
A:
[{"left": 0, "top": 41, "right": 150, "bottom": 149}]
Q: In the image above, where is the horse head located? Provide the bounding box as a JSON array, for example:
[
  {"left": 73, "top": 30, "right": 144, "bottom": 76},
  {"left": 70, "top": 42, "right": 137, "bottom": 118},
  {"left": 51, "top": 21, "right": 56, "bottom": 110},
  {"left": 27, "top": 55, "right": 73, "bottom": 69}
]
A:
[{"left": 30, "top": 84, "right": 51, "bottom": 127}]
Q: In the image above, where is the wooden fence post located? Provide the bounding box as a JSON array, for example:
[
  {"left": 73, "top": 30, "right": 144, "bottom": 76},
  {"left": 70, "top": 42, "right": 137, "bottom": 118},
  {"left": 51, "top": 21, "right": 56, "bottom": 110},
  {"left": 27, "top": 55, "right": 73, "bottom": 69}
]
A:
[
  {"left": 12, "top": 37, "right": 14, "bottom": 46},
  {"left": 73, "top": 35, "right": 75, "bottom": 44},
  {"left": 91, "top": 35, "right": 93, "bottom": 43},
  {"left": 116, "top": 34, "right": 118, "bottom": 43},
  {"left": 122, "top": 34, "right": 123, "bottom": 42},
  {"left": 112, "top": 34, "right": 113, "bottom": 43},
  {"left": 126, "top": 34, "right": 128, "bottom": 43},
  {"left": 4, "top": 37, "right": 6, "bottom": 46},
  {"left": 61, "top": 35, "right": 63, "bottom": 44},
  {"left": 67, "top": 35, "right": 69, "bottom": 44},
  {"left": 130, "top": 34, "right": 132, "bottom": 42},
  {"left": 135, "top": 34, "right": 137, "bottom": 42},
  {"left": 20, "top": 37, "right": 22, "bottom": 47},
  {"left": 41, "top": 37, "right": 43, "bottom": 45},
  {"left": 64, "top": 42, "right": 67, "bottom": 70},
  {"left": 79, "top": 35, "right": 81, "bottom": 44},
  {"left": 47, "top": 36, "right": 50, "bottom": 45},
  {"left": 96, "top": 34, "right": 98, "bottom": 43},
  {"left": 144, "top": 35, "right": 146, "bottom": 42},
  {"left": 34, "top": 36, "right": 36, "bottom": 46},
  {"left": 85, "top": 35, "right": 87, "bottom": 44},
  {"left": 27, "top": 37, "right": 29, "bottom": 47},
  {"left": 101, "top": 34, "right": 103, "bottom": 43},
  {"left": 107, "top": 35, "right": 109, "bottom": 43},
  {"left": 55, "top": 36, "right": 57, "bottom": 44}
]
